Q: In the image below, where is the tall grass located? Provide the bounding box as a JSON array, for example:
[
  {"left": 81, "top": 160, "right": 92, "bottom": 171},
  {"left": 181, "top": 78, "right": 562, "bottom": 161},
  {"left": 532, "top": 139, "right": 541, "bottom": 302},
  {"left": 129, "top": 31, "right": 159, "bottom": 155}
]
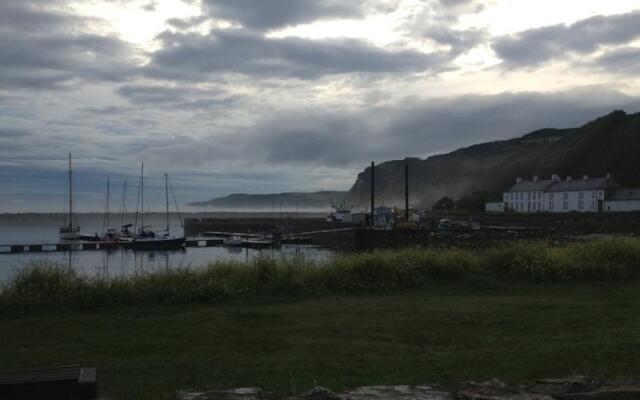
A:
[{"left": 2, "top": 237, "right": 640, "bottom": 311}]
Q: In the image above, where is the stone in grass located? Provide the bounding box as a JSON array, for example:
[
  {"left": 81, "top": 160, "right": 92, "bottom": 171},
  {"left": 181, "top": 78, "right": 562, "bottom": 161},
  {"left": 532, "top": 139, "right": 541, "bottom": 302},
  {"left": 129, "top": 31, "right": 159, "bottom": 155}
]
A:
[
  {"left": 458, "top": 390, "right": 555, "bottom": 400},
  {"left": 557, "top": 387, "right": 640, "bottom": 400},
  {"left": 302, "top": 387, "right": 339, "bottom": 400},
  {"left": 531, "top": 376, "right": 597, "bottom": 395},
  {"left": 338, "top": 385, "right": 451, "bottom": 400},
  {"left": 176, "top": 387, "right": 266, "bottom": 400}
]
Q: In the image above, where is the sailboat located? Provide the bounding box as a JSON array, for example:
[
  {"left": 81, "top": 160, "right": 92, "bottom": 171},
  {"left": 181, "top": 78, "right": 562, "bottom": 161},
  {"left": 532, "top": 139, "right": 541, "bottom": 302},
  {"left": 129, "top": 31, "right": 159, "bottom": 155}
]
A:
[
  {"left": 122, "top": 166, "right": 185, "bottom": 250},
  {"left": 59, "top": 153, "right": 81, "bottom": 241}
]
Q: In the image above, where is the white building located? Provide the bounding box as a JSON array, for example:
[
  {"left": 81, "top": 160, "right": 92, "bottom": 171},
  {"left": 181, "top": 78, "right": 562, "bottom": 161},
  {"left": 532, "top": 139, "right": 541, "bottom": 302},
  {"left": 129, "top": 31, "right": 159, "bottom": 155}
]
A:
[
  {"left": 485, "top": 202, "right": 505, "bottom": 212},
  {"left": 605, "top": 189, "right": 640, "bottom": 212},
  {"left": 503, "top": 176, "right": 555, "bottom": 213},
  {"left": 498, "top": 174, "right": 640, "bottom": 213}
]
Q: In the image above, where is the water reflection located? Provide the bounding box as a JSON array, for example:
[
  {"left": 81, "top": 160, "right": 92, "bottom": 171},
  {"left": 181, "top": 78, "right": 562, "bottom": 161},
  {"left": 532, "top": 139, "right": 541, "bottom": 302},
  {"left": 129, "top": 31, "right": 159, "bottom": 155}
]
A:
[{"left": 0, "top": 245, "right": 335, "bottom": 283}]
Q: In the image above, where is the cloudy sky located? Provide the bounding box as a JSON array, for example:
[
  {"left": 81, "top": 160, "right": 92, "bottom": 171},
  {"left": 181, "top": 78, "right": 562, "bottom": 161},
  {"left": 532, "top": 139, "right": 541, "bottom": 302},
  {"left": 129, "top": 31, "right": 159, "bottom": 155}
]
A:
[{"left": 1, "top": 0, "right": 640, "bottom": 211}]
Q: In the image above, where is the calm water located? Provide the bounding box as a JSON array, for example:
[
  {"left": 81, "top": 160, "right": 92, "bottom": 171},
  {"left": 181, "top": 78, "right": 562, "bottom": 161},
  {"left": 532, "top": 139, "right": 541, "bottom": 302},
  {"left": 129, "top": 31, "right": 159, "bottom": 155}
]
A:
[{"left": 0, "top": 213, "right": 336, "bottom": 283}]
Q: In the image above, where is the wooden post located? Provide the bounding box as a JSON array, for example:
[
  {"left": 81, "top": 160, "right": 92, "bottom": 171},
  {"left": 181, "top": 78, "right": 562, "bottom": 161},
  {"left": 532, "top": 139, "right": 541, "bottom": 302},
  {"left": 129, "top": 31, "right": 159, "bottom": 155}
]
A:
[
  {"left": 405, "top": 161, "right": 409, "bottom": 221},
  {"left": 370, "top": 161, "right": 375, "bottom": 228}
]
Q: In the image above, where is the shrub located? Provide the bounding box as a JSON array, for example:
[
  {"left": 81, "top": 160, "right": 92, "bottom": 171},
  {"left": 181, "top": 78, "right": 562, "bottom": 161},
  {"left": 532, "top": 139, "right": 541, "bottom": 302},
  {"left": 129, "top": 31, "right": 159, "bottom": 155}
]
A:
[{"left": 2, "top": 237, "right": 640, "bottom": 311}]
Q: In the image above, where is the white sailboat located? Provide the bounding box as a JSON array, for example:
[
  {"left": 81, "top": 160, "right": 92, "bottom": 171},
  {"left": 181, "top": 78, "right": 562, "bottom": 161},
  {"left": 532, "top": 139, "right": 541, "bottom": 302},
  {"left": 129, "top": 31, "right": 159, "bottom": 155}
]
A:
[
  {"left": 122, "top": 166, "right": 185, "bottom": 250},
  {"left": 59, "top": 153, "right": 81, "bottom": 241}
]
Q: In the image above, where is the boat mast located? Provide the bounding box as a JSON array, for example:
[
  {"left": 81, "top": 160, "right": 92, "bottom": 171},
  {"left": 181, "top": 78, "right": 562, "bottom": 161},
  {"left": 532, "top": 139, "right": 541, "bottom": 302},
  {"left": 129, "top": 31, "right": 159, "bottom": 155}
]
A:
[
  {"left": 68, "top": 152, "right": 73, "bottom": 228},
  {"left": 165, "top": 173, "right": 169, "bottom": 233},
  {"left": 106, "top": 177, "right": 110, "bottom": 229}
]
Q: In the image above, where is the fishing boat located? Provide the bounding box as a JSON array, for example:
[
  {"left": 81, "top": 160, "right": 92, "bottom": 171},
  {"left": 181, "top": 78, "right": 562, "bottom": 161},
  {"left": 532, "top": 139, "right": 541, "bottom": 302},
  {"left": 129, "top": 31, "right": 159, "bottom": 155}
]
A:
[
  {"left": 223, "top": 236, "right": 243, "bottom": 246},
  {"left": 59, "top": 153, "right": 81, "bottom": 241},
  {"left": 122, "top": 166, "right": 185, "bottom": 251}
]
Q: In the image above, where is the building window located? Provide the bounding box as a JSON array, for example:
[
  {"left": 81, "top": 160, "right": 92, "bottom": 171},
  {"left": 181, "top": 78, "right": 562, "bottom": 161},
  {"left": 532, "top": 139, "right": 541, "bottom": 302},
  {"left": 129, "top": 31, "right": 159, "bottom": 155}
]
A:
[
  {"left": 549, "top": 193, "right": 554, "bottom": 200},
  {"left": 563, "top": 192, "right": 569, "bottom": 200},
  {"left": 592, "top": 191, "right": 595, "bottom": 198},
  {"left": 549, "top": 202, "right": 554, "bottom": 210},
  {"left": 579, "top": 192, "right": 584, "bottom": 199},
  {"left": 563, "top": 201, "right": 568, "bottom": 210},
  {"left": 578, "top": 200, "right": 584, "bottom": 210}
]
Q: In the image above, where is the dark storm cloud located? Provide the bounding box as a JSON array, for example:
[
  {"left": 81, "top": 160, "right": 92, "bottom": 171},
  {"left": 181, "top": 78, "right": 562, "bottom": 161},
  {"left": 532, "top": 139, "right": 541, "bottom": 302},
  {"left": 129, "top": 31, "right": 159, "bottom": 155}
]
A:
[
  {"left": 0, "top": 128, "right": 32, "bottom": 138},
  {"left": 0, "top": 0, "right": 136, "bottom": 90},
  {"left": 145, "top": 88, "right": 640, "bottom": 168},
  {"left": 201, "top": 0, "right": 362, "bottom": 30},
  {"left": 420, "top": 26, "right": 486, "bottom": 55},
  {"left": 591, "top": 47, "right": 640, "bottom": 75},
  {"left": 146, "top": 28, "right": 445, "bottom": 81},
  {"left": 493, "top": 10, "right": 640, "bottom": 67},
  {"left": 118, "top": 85, "right": 202, "bottom": 104},
  {"left": 402, "top": 0, "right": 487, "bottom": 56},
  {"left": 117, "top": 84, "right": 239, "bottom": 110}
]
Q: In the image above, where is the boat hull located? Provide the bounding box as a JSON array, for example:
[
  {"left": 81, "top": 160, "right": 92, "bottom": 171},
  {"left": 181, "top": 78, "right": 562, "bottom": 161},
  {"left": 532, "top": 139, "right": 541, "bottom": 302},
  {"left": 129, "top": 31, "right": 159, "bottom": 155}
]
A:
[
  {"left": 121, "top": 237, "right": 186, "bottom": 251},
  {"left": 59, "top": 231, "right": 82, "bottom": 241}
]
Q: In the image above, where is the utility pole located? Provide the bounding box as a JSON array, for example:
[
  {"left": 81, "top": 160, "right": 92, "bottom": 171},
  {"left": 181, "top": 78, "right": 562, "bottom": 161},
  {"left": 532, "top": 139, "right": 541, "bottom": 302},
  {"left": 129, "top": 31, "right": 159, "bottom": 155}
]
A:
[
  {"left": 405, "top": 161, "right": 409, "bottom": 221},
  {"left": 370, "top": 161, "right": 375, "bottom": 228}
]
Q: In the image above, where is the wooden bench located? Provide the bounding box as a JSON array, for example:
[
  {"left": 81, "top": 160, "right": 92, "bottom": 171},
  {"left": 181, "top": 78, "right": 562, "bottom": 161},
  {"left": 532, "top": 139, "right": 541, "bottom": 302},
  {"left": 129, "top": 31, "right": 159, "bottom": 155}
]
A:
[{"left": 0, "top": 365, "right": 97, "bottom": 399}]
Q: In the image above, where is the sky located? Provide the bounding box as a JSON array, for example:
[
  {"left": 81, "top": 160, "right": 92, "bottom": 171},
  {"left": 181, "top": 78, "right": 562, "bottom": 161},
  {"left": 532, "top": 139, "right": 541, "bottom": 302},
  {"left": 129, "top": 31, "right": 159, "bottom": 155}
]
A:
[{"left": 1, "top": 0, "right": 640, "bottom": 212}]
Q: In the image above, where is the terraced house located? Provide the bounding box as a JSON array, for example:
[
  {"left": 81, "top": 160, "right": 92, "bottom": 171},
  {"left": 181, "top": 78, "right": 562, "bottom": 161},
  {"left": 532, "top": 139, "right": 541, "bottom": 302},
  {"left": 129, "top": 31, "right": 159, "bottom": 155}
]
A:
[{"left": 498, "top": 174, "right": 640, "bottom": 213}]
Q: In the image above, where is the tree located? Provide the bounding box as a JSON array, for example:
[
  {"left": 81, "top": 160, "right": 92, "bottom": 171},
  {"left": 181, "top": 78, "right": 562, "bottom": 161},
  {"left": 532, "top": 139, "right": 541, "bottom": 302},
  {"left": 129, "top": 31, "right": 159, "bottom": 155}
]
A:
[
  {"left": 456, "top": 191, "right": 491, "bottom": 212},
  {"left": 432, "top": 196, "right": 455, "bottom": 211}
]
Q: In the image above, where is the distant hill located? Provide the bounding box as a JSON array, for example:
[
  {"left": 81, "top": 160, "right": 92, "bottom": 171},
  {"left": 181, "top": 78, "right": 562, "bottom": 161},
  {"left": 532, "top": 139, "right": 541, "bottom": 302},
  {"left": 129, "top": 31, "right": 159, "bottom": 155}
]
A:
[
  {"left": 347, "top": 110, "right": 640, "bottom": 207},
  {"left": 191, "top": 110, "right": 640, "bottom": 210},
  {"left": 188, "top": 191, "right": 348, "bottom": 210}
]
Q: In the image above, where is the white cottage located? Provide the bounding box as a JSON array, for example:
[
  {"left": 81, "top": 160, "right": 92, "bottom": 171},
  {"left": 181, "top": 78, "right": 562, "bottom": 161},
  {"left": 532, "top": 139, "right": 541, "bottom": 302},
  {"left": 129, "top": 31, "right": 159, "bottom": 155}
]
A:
[
  {"left": 544, "top": 175, "right": 617, "bottom": 213},
  {"left": 503, "top": 176, "right": 555, "bottom": 212},
  {"left": 605, "top": 189, "right": 640, "bottom": 212},
  {"left": 498, "top": 174, "right": 640, "bottom": 213}
]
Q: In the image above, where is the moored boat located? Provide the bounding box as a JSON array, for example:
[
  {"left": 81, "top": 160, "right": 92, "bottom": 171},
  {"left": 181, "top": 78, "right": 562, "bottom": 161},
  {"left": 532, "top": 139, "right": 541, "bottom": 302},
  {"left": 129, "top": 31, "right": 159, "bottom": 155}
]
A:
[
  {"left": 124, "top": 168, "right": 185, "bottom": 251},
  {"left": 59, "top": 153, "right": 82, "bottom": 241}
]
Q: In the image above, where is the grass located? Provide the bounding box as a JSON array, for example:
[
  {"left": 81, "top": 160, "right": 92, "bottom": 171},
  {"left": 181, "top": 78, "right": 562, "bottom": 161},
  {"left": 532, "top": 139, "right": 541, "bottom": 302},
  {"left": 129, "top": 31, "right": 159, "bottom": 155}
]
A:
[
  {"left": 1, "top": 284, "right": 640, "bottom": 399},
  {"left": 2, "top": 238, "right": 640, "bottom": 398},
  {"left": 2, "top": 237, "right": 640, "bottom": 311}
]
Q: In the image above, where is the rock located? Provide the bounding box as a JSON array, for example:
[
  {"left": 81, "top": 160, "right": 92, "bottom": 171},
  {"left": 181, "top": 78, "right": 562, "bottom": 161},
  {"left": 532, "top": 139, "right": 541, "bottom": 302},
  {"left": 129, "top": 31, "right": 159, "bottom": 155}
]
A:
[
  {"left": 457, "top": 390, "right": 554, "bottom": 400},
  {"left": 303, "top": 387, "right": 338, "bottom": 400},
  {"left": 531, "top": 376, "right": 597, "bottom": 396},
  {"left": 470, "top": 380, "right": 509, "bottom": 390},
  {"left": 176, "top": 388, "right": 266, "bottom": 400},
  {"left": 339, "top": 385, "right": 451, "bottom": 400},
  {"left": 557, "top": 387, "right": 640, "bottom": 400}
]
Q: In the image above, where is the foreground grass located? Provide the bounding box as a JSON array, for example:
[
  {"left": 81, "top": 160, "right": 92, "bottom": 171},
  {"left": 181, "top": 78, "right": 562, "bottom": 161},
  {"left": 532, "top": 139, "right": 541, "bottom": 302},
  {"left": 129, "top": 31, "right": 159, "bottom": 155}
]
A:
[
  {"left": 2, "top": 237, "right": 640, "bottom": 311},
  {"left": 1, "top": 285, "right": 640, "bottom": 399}
]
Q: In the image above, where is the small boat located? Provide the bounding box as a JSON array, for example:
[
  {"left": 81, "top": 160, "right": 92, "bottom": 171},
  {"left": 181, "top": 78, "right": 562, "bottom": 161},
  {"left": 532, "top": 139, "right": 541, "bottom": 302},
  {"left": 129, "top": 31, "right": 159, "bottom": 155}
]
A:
[
  {"left": 59, "top": 153, "right": 82, "bottom": 241},
  {"left": 124, "top": 167, "right": 185, "bottom": 251},
  {"left": 223, "top": 236, "right": 243, "bottom": 246},
  {"left": 122, "top": 232, "right": 186, "bottom": 250},
  {"left": 438, "top": 218, "right": 453, "bottom": 231}
]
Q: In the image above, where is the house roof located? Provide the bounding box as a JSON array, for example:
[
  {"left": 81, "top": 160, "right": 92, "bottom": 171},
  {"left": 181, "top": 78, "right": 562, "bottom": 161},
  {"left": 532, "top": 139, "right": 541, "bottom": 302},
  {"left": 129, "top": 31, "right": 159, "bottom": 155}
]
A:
[
  {"left": 507, "top": 179, "right": 555, "bottom": 192},
  {"left": 608, "top": 188, "right": 640, "bottom": 201},
  {"left": 546, "top": 177, "right": 619, "bottom": 192}
]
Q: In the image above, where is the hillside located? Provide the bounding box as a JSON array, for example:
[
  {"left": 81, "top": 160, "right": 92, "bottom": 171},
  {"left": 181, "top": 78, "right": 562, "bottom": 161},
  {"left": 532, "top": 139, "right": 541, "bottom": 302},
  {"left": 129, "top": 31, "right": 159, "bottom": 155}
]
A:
[
  {"left": 189, "top": 191, "right": 348, "bottom": 210},
  {"left": 192, "top": 110, "right": 640, "bottom": 210},
  {"left": 347, "top": 110, "right": 640, "bottom": 207}
]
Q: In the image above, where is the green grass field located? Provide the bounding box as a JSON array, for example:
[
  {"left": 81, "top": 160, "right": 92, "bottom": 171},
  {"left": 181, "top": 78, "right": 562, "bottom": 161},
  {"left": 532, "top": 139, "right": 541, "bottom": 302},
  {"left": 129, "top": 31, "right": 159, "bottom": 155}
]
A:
[{"left": 2, "top": 283, "right": 640, "bottom": 399}]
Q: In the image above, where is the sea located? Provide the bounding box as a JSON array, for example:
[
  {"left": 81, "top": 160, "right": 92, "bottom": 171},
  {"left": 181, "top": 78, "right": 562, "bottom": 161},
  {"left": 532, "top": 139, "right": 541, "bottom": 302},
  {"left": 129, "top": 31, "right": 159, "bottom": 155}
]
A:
[{"left": 0, "top": 213, "right": 336, "bottom": 284}]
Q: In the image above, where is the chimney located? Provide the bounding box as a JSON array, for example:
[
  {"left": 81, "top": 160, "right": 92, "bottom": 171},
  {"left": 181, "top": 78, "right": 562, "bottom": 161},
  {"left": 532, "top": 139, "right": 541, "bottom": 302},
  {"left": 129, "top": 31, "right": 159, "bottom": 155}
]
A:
[
  {"left": 583, "top": 175, "right": 589, "bottom": 181},
  {"left": 516, "top": 177, "right": 523, "bottom": 183},
  {"left": 566, "top": 176, "right": 572, "bottom": 181},
  {"left": 533, "top": 176, "right": 539, "bottom": 182},
  {"left": 552, "top": 174, "right": 560, "bottom": 181}
]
